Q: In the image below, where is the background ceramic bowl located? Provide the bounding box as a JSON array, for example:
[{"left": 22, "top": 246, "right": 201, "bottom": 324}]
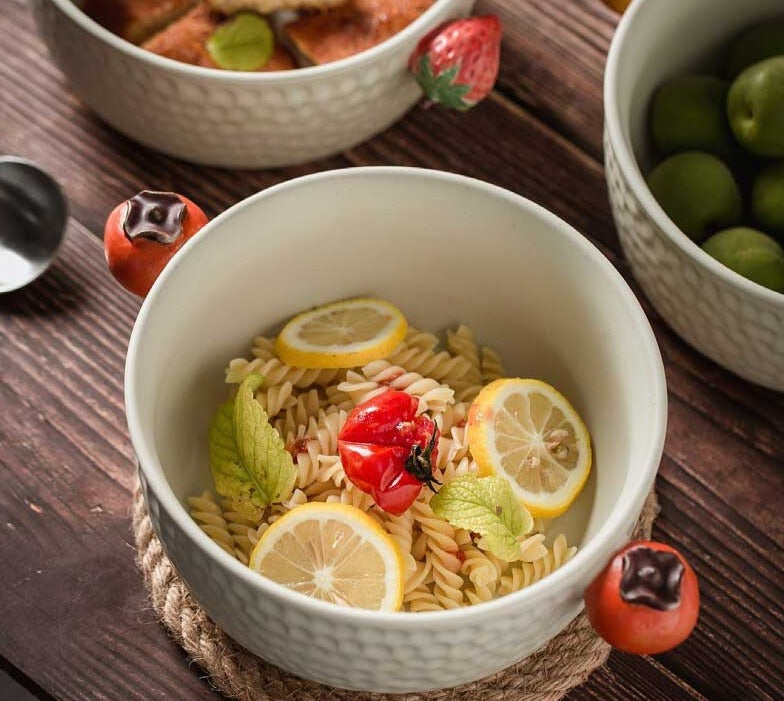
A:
[
  {"left": 604, "top": 0, "right": 784, "bottom": 391},
  {"left": 32, "top": 0, "right": 473, "bottom": 168},
  {"left": 125, "top": 167, "right": 666, "bottom": 693}
]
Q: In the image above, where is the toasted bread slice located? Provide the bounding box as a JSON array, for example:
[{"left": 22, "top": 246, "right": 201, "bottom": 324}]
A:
[
  {"left": 142, "top": 3, "right": 296, "bottom": 70},
  {"left": 284, "top": 0, "right": 433, "bottom": 65},
  {"left": 207, "top": 0, "right": 347, "bottom": 13},
  {"left": 81, "top": 0, "right": 197, "bottom": 44}
]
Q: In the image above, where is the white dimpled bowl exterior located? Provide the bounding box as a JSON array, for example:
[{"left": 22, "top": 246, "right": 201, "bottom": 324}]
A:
[
  {"left": 126, "top": 168, "right": 667, "bottom": 693},
  {"left": 32, "top": 0, "right": 474, "bottom": 168},
  {"left": 605, "top": 0, "right": 784, "bottom": 391}
]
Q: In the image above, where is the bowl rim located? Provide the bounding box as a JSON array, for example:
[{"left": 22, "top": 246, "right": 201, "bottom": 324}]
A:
[
  {"left": 126, "top": 166, "right": 667, "bottom": 625},
  {"left": 47, "top": 0, "right": 455, "bottom": 83},
  {"left": 604, "top": 0, "right": 784, "bottom": 307}
]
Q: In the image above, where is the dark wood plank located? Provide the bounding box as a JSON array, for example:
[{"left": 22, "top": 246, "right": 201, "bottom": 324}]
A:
[
  {"left": 1, "top": 0, "right": 783, "bottom": 700},
  {"left": 585, "top": 656, "right": 709, "bottom": 701},
  {"left": 0, "top": 224, "right": 221, "bottom": 701},
  {"left": 479, "top": 0, "right": 616, "bottom": 162},
  {"left": 653, "top": 461, "right": 784, "bottom": 699},
  {"left": 0, "top": 664, "right": 42, "bottom": 701}
]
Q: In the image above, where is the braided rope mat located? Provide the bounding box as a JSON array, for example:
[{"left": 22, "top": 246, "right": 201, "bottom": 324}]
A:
[{"left": 132, "top": 484, "right": 659, "bottom": 701}]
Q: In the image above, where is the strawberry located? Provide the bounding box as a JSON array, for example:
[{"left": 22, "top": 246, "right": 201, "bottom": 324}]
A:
[{"left": 409, "top": 15, "right": 502, "bottom": 111}]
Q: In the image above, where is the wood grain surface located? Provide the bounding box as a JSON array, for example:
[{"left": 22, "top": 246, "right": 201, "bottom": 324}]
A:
[{"left": 1, "top": 0, "right": 783, "bottom": 699}]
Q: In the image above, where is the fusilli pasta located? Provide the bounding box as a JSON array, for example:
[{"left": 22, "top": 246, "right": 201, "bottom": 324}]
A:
[
  {"left": 338, "top": 361, "right": 455, "bottom": 414},
  {"left": 188, "top": 491, "right": 267, "bottom": 566},
  {"left": 481, "top": 346, "right": 505, "bottom": 384},
  {"left": 190, "top": 322, "right": 579, "bottom": 611}
]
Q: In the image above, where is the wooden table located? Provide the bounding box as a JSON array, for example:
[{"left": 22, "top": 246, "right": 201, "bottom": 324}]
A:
[{"left": 2, "top": 1, "right": 783, "bottom": 699}]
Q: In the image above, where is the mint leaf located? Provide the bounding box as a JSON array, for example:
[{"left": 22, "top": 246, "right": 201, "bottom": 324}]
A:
[
  {"left": 207, "top": 13, "right": 274, "bottom": 71},
  {"left": 208, "top": 373, "right": 296, "bottom": 508},
  {"left": 430, "top": 475, "right": 533, "bottom": 561},
  {"left": 209, "top": 396, "right": 243, "bottom": 497}
]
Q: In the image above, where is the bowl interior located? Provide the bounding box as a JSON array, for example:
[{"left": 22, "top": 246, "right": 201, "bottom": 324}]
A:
[
  {"left": 128, "top": 168, "right": 663, "bottom": 569},
  {"left": 614, "top": 0, "right": 784, "bottom": 175},
  {"left": 57, "top": 0, "right": 461, "bottom": 80}
]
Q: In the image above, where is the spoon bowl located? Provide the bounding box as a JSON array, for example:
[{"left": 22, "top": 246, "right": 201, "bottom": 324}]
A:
[{"left": 0, "top": 157, "right": 68, "bottom": 293}]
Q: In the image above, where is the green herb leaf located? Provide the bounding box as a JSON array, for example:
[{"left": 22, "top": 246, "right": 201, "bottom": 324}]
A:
[
  {"left": 413, "top": 55, "right": 473, "bottom": 111},
  {"left": 207, "top": 12, "right": 274, "bottom": 71},
  {"left": 430, "top": 474, "right": 534, "bottom": 561},
  {"left": 208, "top": 373, "right": 296, "bottom": 509}
]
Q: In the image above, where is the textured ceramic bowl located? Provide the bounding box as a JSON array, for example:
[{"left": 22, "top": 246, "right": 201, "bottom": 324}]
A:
[
  {"left": 32, "top": 0, "right": 473, "bottom": 168},
  {"left": 126, "top": 167, "right": 666, "bottom": 693},
  {"left": 605, "top": 0, "right": 784, "bottom": 391}
]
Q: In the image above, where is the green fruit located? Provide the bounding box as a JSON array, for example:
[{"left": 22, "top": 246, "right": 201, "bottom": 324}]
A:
[
  {"left": 647, "top": 152, "right": 743, "bottom": 243},
  {"left": 728, "top": 21, "right": 784, "bottom": 77},
  {"left": 752, "top": 161, "right": 784, "bottom": 235},
  {"left": 727, "top": 57, "right": 784, "bottom": 157},
  {"left": 206, "top": 13, "right": 275, "bottom": 71},
  {"left": 701, "top": 227, "right": 784, "bottom": 292},
  {"left": 650, "top": 75, "right": 737, "bottom": 159}
]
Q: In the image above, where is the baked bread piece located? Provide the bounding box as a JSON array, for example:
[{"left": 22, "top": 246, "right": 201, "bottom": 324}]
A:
[
  {"left": 283, "top": 0, "right": 433, "bottom": 65},
  {"left": 207, "top": 0, "right": 347, "bottom": 14},
  {"left": 143, "top": 3, "right": 297, "bottom": 70},
  {"left": 81, "top": 0, "right": 197, "bottom": 44}
]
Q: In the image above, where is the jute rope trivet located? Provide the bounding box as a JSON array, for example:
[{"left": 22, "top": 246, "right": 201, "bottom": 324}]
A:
[{"left": 132, "top": 483, "right": 659, "bottom": 701}]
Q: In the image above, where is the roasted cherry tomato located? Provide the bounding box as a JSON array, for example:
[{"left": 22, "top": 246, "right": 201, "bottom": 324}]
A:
[
  {"left": 338, "top": 390, "right": 440, "bottom": 515},
  {"left": 585, "top": 540, "right": 699, "bottom": 655},
  {"left": 104, "top": 190, "right": 208, "bottom": 297}
]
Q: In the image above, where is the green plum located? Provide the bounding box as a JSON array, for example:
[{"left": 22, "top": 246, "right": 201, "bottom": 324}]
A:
[
  {"left": 701, "top": 227, "right": 784, "bottom": 292},
  {"left": 650, "top": 75, "right": 737, "bottom": 159},
  {"left": 727, "top": 57, "right": 784, "bottom": 157},
  {"left": 647, "top": 152, "right": 743, "bottom": 243},
  {"left": 752, "top": 161, "right": 784, "bottom": 235},
  {"left": 728, "top": 21, "right": 784, "bottom": 77}
]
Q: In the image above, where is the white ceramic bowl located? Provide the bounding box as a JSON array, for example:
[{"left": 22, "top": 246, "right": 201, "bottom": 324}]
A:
[
  {"left": 32, "top": 0, "right": 473, "bottom": 168},
  {"left": 126, "top": 167, "right": 666, "bottom": 693},
  {"left": 605, "top": 0, "right": 784, "bottom": 391}
]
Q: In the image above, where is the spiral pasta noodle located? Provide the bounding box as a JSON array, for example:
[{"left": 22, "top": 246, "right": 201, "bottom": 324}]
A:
[
  {"left": 325, "top": 486, "right": 377, "bottom": 511},
  {"left": 225, "top": 356, "right": 339, "bottom": 389},
  {"left": 188, "top": 491, "right": 235, "bottom": 557},
  {"left": 188, "top": 492, "right": 269, "bottom": 566},
  {"left": 190, "top": 322, "right": 579, "bottom": 611},
  {"left": 498, "top": 535, "right": 577, "bottom": 595},
  {"left": 272, "top": 388, "right": 322, "bottom": 437},
  {"left": 220, "top": 498, "right": 267, "bottom": 564},
  {"left": 410, "top": 500, "right": 465, "bottom": 608},
  {"left": 255, "top": 380, "right": 296, "bottom": 417},
  {"left": 404, "top": 328, "right": 440, "bottom": 351},
  {"left": 481, "top": 346, "right": 505, "bottom": 384},
  {"left": 447, "top": 325, "right": 481, "bottom": 380},
  {"left": 386, "top": 343, "right": 475, "bottom": 387},
  {"left": 250, "top": 335, "right": 277, "bottom": 361},
  {"left": 404, "top": 583, "right": 444, "bottom": 612},
  {"left": 338, "top": 360, "right": 455, "bottom": 414},
  {"left": 383, "top": 509, "right": 417, "bottom": 578}
]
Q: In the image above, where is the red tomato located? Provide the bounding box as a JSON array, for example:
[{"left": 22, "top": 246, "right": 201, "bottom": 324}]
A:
[
  {"left": 585, "top": 540, "right": 699, "bottom": 655},
  {"left": 338, "top": 391, "right": 440, "bottom": 515},
  {"left": 104, "top": 190, "right": 208, "bottom": 297}
]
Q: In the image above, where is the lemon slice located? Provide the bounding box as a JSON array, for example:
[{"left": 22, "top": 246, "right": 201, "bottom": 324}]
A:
[
  {"left": 249, "top": 503, "right": 405, "bottom": 611},
  {"left": 468, "top": 379, "right": 592, "bottom": 518},
  {"left": 275, "top": 298, "right": 408, "bottom": 369}
]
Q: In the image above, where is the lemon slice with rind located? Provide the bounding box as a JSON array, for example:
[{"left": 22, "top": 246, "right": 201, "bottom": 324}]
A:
[
  {"left": 249, "top": 503, "right": 405, "bottom": 611},
  {"left": 275, "top": 298, "right": 407, "bottom": 369},
  {"left": 468, "top": 379, "right": 592, "bottom": 518}
]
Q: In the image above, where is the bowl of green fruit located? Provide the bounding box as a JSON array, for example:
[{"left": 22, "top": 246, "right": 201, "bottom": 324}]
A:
[{"left": 604, "top": 0, "right": 784, "bottom": 391}]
